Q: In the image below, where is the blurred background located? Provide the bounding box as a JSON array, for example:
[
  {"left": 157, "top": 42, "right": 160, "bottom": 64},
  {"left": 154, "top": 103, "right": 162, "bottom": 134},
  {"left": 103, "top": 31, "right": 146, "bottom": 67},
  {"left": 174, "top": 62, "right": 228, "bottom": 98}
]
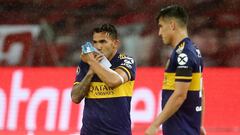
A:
[{"left": 0, "top": 0, "right": 239, "bottom": 67}]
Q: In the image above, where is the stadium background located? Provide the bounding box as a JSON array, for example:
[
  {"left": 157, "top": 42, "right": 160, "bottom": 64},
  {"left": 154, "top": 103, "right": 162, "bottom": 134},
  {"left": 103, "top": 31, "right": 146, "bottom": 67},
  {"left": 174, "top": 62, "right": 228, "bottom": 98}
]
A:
[{"left": 0, "top": 0, "right": 240, "bottom": 135}]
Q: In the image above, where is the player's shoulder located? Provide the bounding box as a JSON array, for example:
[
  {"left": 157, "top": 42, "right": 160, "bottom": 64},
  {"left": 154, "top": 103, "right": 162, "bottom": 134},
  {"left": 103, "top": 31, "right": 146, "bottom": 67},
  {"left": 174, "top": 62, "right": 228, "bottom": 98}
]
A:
[
  {"left": 78, "top": 60, "right": 88, "bottom": 67},
  {"left": 117, "top": 53, "right": 134, "bottom": 60},
  {"left": 76, "top": 60, "right": 89, "bottom": 72},
  {"left": 175, "top": 38, "right": 197, "bottom": 56},
  {"left": 117, "top": 53, "right": 136, "bottom": 69},
  {"left": 117, "top": 53, "right": 135, "bottom": 62},
  {"left": 172, "top": 38, "right": 195, "bottom": 65}
]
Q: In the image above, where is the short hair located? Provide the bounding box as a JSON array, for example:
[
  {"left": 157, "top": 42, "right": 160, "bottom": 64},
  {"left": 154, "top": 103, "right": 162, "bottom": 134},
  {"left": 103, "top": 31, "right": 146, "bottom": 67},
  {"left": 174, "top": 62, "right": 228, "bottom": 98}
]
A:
[
  {"left": 156, "top": 5, "right": 189, "bottom": 27},
  {"left": 93, "top": 24, "right": 118, "bottom": 39}
]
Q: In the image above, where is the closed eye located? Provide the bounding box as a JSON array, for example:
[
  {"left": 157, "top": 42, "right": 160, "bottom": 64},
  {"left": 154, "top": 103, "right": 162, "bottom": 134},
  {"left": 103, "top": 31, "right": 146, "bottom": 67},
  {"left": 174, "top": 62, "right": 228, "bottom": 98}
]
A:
[
  {"left": 99, "top": 40, "right": 107, "bottom": 43},
  {"left": 93, "top": 40, "right": 107, "bottom": 44}
]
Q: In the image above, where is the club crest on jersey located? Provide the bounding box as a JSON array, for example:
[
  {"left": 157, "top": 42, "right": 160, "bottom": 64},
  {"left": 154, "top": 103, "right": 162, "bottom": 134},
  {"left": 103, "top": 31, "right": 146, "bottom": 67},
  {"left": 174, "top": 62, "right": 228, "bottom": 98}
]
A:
[
  {"left": 177, "top": 53, "right": 188, "bottom": 65},
  {"left": 118, "top": 53, "right": 126, "bottom": 59},
  {"left": 176, "top": 42, "right": 185, "bottom": 54}
]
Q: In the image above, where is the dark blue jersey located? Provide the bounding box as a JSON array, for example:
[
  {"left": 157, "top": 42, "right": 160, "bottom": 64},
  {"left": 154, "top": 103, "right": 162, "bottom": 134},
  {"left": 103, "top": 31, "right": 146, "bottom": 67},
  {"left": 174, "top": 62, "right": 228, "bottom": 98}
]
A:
[
  {"left": 162, "top": 38, "right": 204, "bottom": 135},
  {"left": 74, "top": 52, "right": 136, "bottom": 135}
]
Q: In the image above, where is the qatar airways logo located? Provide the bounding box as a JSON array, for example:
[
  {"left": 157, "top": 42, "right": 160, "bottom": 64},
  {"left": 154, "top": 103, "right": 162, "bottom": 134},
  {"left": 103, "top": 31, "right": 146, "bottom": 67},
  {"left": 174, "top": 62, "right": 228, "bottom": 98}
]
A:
[{"left": 0, "top": 69, "right": 162, "bottom": 133}]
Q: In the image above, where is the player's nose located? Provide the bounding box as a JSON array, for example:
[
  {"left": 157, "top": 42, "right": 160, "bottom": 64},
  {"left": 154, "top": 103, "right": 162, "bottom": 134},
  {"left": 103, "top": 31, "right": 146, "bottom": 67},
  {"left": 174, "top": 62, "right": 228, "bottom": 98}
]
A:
[{"left": 158, "top": 28, "right": 162, "bottom": 36}]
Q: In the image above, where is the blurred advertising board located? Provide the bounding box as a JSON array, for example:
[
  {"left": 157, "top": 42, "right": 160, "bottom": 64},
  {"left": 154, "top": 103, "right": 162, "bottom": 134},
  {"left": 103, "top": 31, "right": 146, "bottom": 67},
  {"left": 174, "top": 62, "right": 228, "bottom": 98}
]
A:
[{"left": 0, "top": 67, "right": 240, "bottom": 135}]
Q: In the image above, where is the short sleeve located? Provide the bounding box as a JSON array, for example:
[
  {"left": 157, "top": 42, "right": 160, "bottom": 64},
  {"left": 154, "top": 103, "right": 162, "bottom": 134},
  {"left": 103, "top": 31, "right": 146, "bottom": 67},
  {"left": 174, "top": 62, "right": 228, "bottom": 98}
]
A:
[
  {"left": 74, "top": 61, "right": 89, "bottom": 85},
  {"left": 175, "top": 50, "right": 194, "bottom": 82},
  {"left": 116, "top": 56, "right": 136, "bottom": 81}
]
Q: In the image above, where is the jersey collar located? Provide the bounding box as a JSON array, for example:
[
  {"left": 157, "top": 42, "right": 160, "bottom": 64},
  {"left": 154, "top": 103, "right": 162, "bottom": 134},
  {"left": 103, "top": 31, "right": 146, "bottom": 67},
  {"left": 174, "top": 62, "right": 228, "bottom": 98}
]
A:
[{"left": 175, "top": 37, "right": 190, "bottom": 49}]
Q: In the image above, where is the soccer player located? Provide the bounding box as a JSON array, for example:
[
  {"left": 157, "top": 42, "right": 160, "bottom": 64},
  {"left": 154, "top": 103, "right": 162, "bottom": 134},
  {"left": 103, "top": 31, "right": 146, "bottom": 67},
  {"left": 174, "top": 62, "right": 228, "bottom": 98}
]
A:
[
  {"left": 145, "top": 5, "right": 206, "bottom": 135},
  {"left": 71, "top": 24, "right": 136, "bottom": 135}
]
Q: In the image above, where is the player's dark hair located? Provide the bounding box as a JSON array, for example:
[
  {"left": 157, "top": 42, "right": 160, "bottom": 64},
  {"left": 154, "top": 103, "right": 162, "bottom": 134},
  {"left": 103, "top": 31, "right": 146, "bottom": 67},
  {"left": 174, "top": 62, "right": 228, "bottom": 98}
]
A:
[
  {"left": 93, "top": 24, "right": 118, "bottom": 39},
  {"left": 156, "top": 5, "right": 188, "bottom": 27}
]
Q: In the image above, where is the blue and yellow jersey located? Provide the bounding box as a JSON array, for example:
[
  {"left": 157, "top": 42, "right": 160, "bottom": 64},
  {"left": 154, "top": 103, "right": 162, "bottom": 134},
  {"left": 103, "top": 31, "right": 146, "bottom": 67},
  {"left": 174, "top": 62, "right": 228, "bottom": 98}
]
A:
[
  {"left": 74, "top": 52, "right": 136, "bottom": 135},
  {"left": 162, "top": 38, "right": 203, "bottom": 135}
]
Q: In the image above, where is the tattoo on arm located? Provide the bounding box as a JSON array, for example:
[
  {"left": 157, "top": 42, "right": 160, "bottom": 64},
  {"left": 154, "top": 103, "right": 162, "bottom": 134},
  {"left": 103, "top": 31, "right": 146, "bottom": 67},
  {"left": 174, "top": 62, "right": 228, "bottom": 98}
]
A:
[{"left": 71, "top": 73, "right": 94, "bottom": 104}]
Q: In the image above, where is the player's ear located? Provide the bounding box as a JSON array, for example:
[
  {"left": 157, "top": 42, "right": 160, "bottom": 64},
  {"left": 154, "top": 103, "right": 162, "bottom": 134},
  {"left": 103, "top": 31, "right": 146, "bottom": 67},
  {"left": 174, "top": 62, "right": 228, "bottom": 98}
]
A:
[
  {"left": 113, "top": 39, "right": 120, "bottom": 48},
  {"left": 170, "top": 20, "right": 176, "bottom": 31}
]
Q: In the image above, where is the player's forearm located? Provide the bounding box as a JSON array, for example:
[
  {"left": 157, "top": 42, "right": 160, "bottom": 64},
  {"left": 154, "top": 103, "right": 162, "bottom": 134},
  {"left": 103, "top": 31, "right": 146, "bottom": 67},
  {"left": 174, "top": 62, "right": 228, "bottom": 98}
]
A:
[
  {"left": 153, "top": 93, "right": 187, "bottom": 127},
  {"left": 88, "top": 60, "right": 122, "bottom": 88},
  {"left": 71, "top": 71, "right": 94, "bottom": 104},
  {"left": 153, "top": 82, "right": 189, "bottom": 127}
]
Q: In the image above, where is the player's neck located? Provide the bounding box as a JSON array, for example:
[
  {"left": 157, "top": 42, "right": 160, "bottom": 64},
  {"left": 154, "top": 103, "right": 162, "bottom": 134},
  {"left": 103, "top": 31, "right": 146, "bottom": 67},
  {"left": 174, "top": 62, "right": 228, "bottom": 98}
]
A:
[
  {"left": 108, "top": 50, "right": 117, "bottom": 61},
  {"left": 172, "top": 30, "right": 188, "bottom": 48}
]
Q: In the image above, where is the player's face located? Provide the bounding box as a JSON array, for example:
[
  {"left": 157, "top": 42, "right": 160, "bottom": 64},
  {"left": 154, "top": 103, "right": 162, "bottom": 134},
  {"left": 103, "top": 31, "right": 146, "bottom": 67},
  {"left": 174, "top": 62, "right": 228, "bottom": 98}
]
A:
[
  {"left": 158, "top": 17, "right": 174, "bottom": 45},
  {"left": 93, "top": 32, "right": 118, "bottom": 60}
]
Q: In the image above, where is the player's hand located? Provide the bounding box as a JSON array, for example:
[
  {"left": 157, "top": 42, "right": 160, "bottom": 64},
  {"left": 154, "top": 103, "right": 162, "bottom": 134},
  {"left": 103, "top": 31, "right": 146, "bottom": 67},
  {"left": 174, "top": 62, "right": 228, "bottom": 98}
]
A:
[
  {"left": 145, "top": 124, "right": 159, "bottom": 135},
  {"left": 200, "top": 126, "right": 206, "bottom": 135},
  {"left": 94, "top": 53, "right": 104, "bottom": 62},
  {"left": 80, "top": 52, "right": 95, "bottom": 64},
  {"left": 81, "top": 52, "right": 104, "bottom": 63}
]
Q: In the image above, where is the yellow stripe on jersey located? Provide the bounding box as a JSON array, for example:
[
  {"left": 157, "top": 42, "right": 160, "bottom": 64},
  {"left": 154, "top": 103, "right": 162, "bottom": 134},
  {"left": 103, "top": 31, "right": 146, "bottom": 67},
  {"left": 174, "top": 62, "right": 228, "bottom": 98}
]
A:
[
  {"left": 86, "top": 81, "right": 134, "bottom": 99},
  {"left": 162, "top": 73, "right": 202, "bottom": 91},
  {"left": 175, "top": 76, "right": 192, "bottom": 80},
  {"left": 118, "top": 66, "right": 131, "bottom": 79}
]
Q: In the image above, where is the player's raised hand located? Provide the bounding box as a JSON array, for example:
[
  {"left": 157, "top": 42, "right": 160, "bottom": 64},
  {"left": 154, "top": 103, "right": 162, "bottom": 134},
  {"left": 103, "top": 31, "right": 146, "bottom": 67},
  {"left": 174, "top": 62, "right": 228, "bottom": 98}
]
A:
[
  {"left": 94, "top": 53, "right": 104, "bottom": 62},
  {"left": 80, "top": 52, "right": 95, "bottom": 64}
]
